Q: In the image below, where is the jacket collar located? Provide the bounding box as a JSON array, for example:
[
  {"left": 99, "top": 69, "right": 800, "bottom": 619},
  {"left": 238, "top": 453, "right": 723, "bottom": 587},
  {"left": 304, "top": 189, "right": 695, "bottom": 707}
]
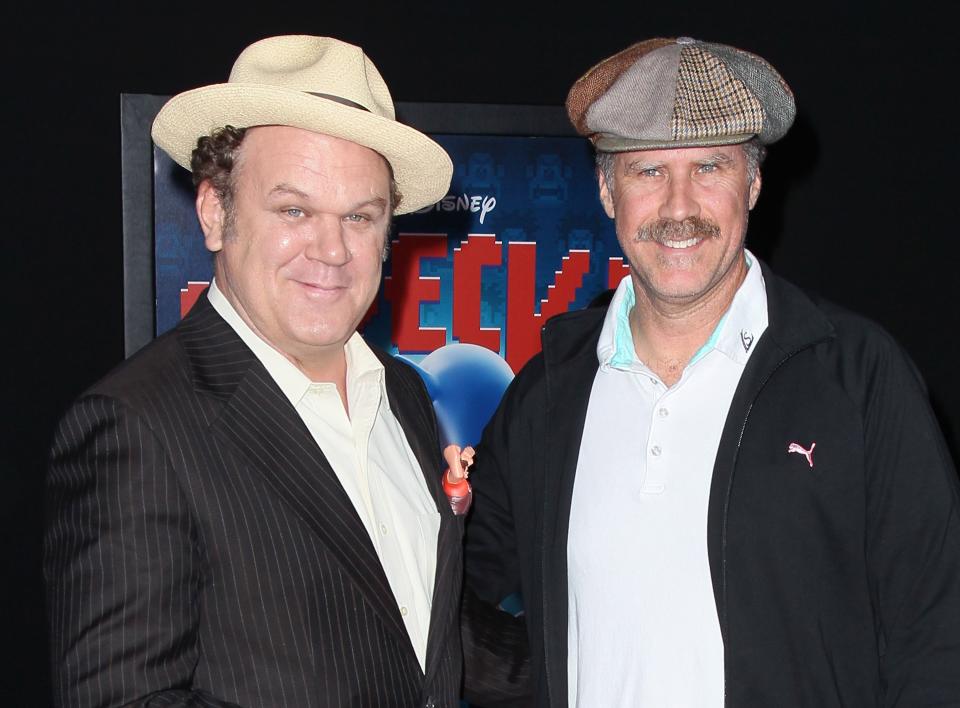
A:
[
  {"left": 178, "top": 291, "right": 258, "bottom": 399},
  {"left": 758, "top": 260, "right": 835, "bottom": 354}
]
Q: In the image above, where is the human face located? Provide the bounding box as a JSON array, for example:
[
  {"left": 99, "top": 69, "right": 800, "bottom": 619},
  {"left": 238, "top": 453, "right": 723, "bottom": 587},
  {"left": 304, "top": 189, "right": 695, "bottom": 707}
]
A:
[
  {"left": 197, "top": 126, "right": 391, "bottom": 373},
  {"left": 598, "top": 144, "right": 761, "bottom": 312}
]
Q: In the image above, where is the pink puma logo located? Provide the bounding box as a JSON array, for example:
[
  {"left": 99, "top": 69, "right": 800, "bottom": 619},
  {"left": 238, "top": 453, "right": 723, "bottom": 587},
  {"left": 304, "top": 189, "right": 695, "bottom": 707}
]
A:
[{"left": 787, "top": 442, "right": 816, "bottom": 468}]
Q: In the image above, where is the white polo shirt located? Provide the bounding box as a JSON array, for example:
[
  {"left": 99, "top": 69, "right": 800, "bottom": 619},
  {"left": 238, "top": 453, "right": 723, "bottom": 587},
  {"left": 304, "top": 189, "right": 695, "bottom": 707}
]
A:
[
  {"left": 208, "top": 281, "right": 440, "bottom": 671},
  {"left": 567, "top": 252, "right": 768, "bottom": 707}
]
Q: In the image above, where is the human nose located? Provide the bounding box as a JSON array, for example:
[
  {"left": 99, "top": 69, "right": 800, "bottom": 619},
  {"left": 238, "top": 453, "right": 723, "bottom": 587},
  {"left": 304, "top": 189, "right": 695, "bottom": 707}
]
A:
[
  {"left": 304, "top": 216, "right": 351, "bottom": 266},
  {"left": 658, "top": 175, "right": 700, "bottom": 222}
]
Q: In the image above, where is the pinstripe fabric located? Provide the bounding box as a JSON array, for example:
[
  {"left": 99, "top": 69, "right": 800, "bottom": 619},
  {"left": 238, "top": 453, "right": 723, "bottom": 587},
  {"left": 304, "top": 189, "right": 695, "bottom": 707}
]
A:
[{"left": 45, "top": 295, "right": 463, "bottom": 708}]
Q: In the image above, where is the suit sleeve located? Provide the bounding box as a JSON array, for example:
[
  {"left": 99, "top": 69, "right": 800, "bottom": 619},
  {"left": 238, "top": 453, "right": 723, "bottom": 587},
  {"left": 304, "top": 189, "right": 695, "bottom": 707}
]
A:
[
  {"left": 44, "top": 395, "right": 240, "bottom": 708},
  {"left": 857, "top": 340, "right": 960, "bottom": 705}
]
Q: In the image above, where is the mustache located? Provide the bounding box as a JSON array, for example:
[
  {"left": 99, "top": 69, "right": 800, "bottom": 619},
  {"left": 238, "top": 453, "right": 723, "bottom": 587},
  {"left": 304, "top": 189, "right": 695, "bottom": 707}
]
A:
[{"left": 635, "top": 216, "right": 721, "bottom": 243}]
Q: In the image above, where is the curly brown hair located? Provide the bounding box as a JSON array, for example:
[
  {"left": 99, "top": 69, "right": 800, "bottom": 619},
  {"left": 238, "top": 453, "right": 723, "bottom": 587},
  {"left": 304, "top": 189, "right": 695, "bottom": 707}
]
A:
[
  {"left": 189, "top": 126, "right": 403, "bottom": 218},
  {"left": 191, "top": 126, "right": 247, "bottom": 217}
]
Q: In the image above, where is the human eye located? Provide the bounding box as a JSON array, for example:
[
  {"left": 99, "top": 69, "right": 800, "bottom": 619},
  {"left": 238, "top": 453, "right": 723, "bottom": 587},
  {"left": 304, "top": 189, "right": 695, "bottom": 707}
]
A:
[
  {"left": 281, "top": 206, "right": 305, "bottom": 219},
  {"left": 696, "top": 154, "right": 734, "bottom": 175},
  {"left": 625, "top": 161, "right": 661, "bottom": 179},
  {"left": 633, "top": 164, "right": 661, "bottom": 178},
  {"left": 345, "top": 204, "right": 386, "bottom": 225}
]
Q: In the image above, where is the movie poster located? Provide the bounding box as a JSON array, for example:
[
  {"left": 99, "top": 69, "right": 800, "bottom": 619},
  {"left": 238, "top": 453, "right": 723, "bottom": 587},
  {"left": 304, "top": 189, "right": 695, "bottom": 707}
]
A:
[{"left": 154, "top": 133, "right": 624, "bottom": 447}]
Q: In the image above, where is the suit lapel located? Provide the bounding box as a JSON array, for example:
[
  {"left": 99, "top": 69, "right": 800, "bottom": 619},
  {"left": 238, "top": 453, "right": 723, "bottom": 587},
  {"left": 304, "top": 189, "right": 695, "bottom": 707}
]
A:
[
  {"left": 179, "top": 296, "right": 409, "bottom": 648},
  {"left": 377, "top": 350, "right": 459, "bottom": 681}
]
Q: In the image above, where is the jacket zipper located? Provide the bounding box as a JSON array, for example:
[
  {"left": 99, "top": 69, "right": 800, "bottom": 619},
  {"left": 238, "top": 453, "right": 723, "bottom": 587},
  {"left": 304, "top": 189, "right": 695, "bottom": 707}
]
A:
[{"left": 720, "top": 339, "right": 828, "bottom": 706}]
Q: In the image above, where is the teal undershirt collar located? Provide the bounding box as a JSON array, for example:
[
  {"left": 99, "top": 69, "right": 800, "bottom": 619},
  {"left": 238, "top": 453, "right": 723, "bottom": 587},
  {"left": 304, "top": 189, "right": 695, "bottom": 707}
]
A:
[{"left": 610, "top": 254, "right": 752, "bottom": 371}]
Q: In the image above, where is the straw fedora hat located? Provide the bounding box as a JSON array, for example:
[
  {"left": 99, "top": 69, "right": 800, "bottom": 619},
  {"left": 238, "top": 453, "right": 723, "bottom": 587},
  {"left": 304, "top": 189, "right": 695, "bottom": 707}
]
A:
[{"left": 151, "top": 35, "right": 452, "bottom": 214}]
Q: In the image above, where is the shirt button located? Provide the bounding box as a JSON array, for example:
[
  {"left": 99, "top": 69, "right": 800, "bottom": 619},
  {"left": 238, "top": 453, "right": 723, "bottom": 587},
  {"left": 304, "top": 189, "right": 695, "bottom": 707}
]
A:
[
  {"left": 651, "top": 445, "right": 662, "bottom": 457},
  {"left": 658, "top": 407, "right": 669, "bottom": 418},
  {"left": 400, "top": 606, "right": 409, "bottom": 616},
  {"left": 380, "top": 524, "right": 388, "bottom": 535}
]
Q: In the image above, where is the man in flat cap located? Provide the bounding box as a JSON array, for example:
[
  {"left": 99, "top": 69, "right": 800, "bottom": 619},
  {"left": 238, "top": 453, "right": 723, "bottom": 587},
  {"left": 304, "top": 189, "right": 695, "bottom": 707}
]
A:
[
  {"left": 45, "top": 35, "right": 462, "bottom": 707},
  {"left": 463, "top": 37, "right": 960, "bottom": 706}
]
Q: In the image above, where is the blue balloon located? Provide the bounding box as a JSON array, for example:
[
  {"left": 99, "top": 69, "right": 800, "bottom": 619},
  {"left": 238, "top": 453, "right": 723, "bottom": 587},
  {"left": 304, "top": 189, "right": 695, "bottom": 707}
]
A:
[{"left": 401, "top": 344, "right": 514, "bottom": 448}]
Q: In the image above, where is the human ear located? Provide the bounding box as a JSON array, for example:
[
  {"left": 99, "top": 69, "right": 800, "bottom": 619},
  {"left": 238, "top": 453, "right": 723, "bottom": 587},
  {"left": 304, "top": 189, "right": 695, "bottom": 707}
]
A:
[
  {"left": 598, "top": 169, "right": 616, "bottom": 219},
  {"left": 747, "top": 171, "right": 762, "bottom": 210},
  {"left": 196, "top": 180, "right": 226, "bottom": 253}
]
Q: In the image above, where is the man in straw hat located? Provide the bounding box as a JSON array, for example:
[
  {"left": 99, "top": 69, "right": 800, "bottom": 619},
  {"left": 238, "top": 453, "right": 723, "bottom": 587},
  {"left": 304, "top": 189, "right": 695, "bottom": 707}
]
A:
[
  {"left": 45, "top": 35, "right": 464, "bottom": 707},
  {"left": 462, "top": 37, "right": 960, "bottom": 706}
]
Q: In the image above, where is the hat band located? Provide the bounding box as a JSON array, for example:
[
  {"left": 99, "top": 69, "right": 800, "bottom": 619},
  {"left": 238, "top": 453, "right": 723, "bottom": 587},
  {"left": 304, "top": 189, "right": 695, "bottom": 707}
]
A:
[{"left": 307, "top": 91, "right": 370, "bottom": 112}]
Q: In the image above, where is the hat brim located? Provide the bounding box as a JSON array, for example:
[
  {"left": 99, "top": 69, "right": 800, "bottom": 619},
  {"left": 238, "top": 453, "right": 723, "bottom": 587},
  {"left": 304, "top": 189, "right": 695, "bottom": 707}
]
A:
[
  {"left": 595, "top": 133, "right": 755, "bottom": 153},
  {"left": 151, "top": 83, "right": 452, "bottom": 215}
]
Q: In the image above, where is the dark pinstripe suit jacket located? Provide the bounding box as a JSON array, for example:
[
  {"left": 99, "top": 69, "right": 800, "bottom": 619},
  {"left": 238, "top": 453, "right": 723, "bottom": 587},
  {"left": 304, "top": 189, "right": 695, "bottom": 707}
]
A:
[{"left": 44, "top": 295, "right": 463, "bottom": 708}]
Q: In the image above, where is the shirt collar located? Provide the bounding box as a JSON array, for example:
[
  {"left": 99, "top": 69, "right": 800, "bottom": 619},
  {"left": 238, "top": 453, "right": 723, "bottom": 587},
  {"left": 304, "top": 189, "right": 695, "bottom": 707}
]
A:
[
  {"left": 207, "top": 279, "right": 387, "bottom": 409},
  {"left": 597, "top": 249, "right": 768, "bottom": 372},
  {"left": 707, "top": 250, "right": 768, "bottom": 366},
  {"left": 597, "top": 275, "right": 641, "bottom": 371}
]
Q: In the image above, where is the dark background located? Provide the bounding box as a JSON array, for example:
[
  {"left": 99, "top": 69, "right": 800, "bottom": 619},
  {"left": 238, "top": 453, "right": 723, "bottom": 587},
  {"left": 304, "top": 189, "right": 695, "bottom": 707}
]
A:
[{"left": 4, "top": 2, "right": 956, "bottom": 704}]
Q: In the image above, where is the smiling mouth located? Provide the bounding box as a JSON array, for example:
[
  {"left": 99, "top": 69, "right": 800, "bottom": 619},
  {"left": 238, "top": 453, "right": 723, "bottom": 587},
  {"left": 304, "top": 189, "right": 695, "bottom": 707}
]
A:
[
  {"left": 296, "top": 280, "right": 348, "bottom": 294},
  {"left": 659, "top": 237, "right": 702, "bottom": 250}
]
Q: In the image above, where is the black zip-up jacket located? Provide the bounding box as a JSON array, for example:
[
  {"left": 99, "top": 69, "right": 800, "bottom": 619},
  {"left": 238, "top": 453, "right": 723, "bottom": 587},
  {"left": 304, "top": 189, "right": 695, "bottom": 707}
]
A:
[{"left": 463, "top": 264, "right": 960, "bottom": 707}]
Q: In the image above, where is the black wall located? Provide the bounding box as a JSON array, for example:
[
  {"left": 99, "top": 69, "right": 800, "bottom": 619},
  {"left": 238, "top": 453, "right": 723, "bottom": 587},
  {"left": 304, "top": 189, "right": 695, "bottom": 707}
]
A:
[{"left": 5, "top": 3, "right": 957, "bottom": 704}]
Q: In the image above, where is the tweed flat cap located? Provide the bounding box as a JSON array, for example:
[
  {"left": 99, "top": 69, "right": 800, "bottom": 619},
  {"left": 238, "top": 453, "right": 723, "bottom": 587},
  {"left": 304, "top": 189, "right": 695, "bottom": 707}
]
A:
[{"left": 566, "top": 37, "right": 796, "bottom": 152}]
